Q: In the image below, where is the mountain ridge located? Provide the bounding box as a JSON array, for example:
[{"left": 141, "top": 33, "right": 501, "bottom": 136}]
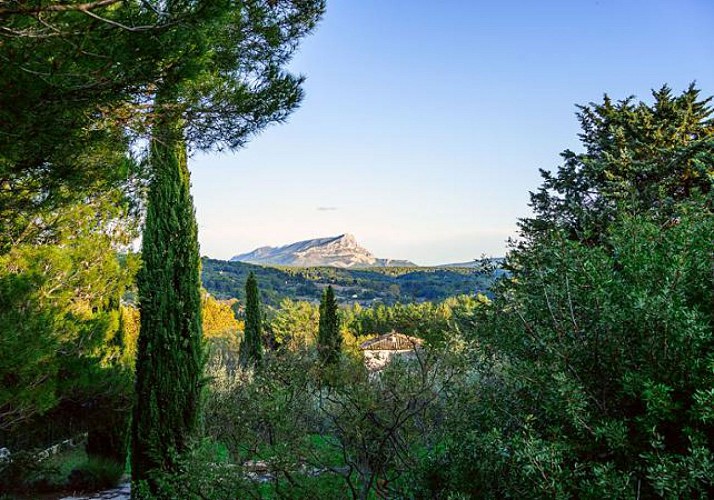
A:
[{"left": 231, "top": 233, "right": 418, "bottom": 268}]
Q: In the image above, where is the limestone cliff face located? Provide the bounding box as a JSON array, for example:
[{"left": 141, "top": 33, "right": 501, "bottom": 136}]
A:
[{"left": 231, "top": 234, "right": 416, "bottom": 268}]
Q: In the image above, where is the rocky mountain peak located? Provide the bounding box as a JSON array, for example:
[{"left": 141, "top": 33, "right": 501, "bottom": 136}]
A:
[
  {"left": 230, "top": 234, "right": 416, "bottom": 268},
  {"left": 337, "top": 233, "right": 357, "bottom": 244}
]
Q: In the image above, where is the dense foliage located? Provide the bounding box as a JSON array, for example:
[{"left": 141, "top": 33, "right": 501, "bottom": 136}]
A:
[
  {"left": 0, "top": 1, "right": 151, "bottom": 254},
  {"left": 521, "top": 84, "right": 712, "bottom": 246},
  {"left": 432, "top": 207, "right": 713, "bottom": 498},
  {"left": 202, "top": 258, "right": 499, "bottom": 305},
  {"left": 438, "top": 86, "right": 714, "bottom": 499},
  {"left": 0, "top": 192, "right": 138, "bottom": 493},
  {"left": 0, "top": 195, "right": 135, "bottom": 430}
]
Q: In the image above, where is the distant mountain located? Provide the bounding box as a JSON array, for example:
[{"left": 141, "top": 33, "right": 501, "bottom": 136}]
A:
[{"left": 231, "top": 234, "right": 417, "bottom": 268}]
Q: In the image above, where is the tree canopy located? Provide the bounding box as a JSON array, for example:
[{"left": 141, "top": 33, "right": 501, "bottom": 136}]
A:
[
  {"left": 447, "top": 85, "right": 714, "bottom": 498},
  {"left": 521, "top": 84, "right": 713, "bottom": 246}
]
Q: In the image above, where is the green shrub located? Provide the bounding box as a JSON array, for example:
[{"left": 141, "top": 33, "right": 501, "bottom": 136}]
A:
[
  {"left": 446, "top": 206, "right": 714, "bottom": 498},
  {"left": 131, "top": 441, "right": 249, "bottom": 500},
  {"left": 0, "top": 450, "right": 59, "bottom": 493},
  {"left": 68, "top": 456, "right": 124, "bottom": 491}
]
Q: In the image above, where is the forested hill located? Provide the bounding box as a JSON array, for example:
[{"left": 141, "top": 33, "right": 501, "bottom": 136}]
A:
[{"left": 201, "top": 258, "right": 501, "bottom": 306}]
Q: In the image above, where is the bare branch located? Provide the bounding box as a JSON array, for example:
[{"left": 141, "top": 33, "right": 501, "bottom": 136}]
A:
[
  {"left": 0, "top": 0, "right": 122, "bottom": 17},
  {"left": 81, "top": 8, "right": 159, "bottom": 32}
]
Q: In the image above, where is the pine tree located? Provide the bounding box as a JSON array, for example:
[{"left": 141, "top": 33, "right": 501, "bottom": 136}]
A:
[
  {"left": 241, "top": 272, "right": 263, "bottom": 367},
  {"left": 317, "top": 286, "right": 341, "bottom": 366},
  {"left": 132, "top": 104, "right": 204, "bottom": 484}
]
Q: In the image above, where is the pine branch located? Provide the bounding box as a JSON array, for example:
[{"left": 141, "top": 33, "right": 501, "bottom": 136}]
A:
[{"left": 0, "top": 0, "right": 122, "bottom": 17}]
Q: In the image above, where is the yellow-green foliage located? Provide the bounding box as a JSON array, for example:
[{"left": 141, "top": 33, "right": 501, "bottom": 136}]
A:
[
  {"left": 119, "top": 305, "right": 140, "bottom": 368},
  {"left": 0, "top": 195, "right": 137, "bottom": 431},
  {"left": 203, "top": 293, "right": 242, "bottom": 358},
  {"left": 271, "top": 298, "right": 320, "bottom": 350},
  {"left": 120, "top": 294, "right": 242, "bottom": 365},
  {"left": 202, "top": 294, "right": 240, "bottom": 339}
]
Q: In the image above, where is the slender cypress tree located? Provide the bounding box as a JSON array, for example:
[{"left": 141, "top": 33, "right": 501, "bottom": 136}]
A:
[
  {"left": 132, "top": 100, "right": 204, "bottom": 485},
  {"left": 241, "top": 272, "right": 263, "bottom": 367},
  {"left": 317, "top": 286, "right": 341, "bottom": 366},
  {"left": 131, "top": 2, "right": 324, "bottom": 489}
]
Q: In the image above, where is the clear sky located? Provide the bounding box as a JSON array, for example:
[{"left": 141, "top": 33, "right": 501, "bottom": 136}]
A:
[{"left": 190, "top": 0, "right": 714, "bottom": 266}]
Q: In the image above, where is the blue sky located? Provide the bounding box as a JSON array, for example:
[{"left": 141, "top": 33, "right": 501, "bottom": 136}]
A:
[{"left": 190, "top": 0, "right": 714, "bottom": 266}]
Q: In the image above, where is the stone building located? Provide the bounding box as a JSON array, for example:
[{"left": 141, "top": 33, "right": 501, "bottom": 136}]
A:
[{"left": 359, "top": 331, "right": 423, "bottom": 371}]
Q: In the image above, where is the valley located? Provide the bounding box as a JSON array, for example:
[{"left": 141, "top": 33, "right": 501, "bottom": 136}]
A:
[{"left": 201, "top": 258, "right": 502, "bottom": 306}]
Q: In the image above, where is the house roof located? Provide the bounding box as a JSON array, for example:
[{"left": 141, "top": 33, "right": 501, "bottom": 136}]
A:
[{"left": 359, "top": 331, "right": 423, "bottom": 351}]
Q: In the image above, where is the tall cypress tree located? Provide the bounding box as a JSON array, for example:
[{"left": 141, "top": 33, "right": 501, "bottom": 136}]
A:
[
  {"left": 132, "top": 100, "right": 204, "bottom": 485},
  {"left": 317, "top": 286, "right": 341, "bottom": 366},
  {"left": 131, "top": 2, "right": 324, "bottom": 489},
  {"left": 241, "top": 272, "right": 263, "bottom": 367}
]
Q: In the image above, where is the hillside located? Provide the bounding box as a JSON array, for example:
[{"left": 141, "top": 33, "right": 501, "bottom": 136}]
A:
[{"left": 202, "top": 258, "right": 499, "bottom": 306}]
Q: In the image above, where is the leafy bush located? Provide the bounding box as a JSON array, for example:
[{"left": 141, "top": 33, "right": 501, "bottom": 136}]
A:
[
  {"left": 421, "top": 85, "right": 714, "bottom": 499},
  {"left": 68, "top": 456, "right": 125, "bottom": 491},
  {"left": 131, "top": 442, "right": 249, "bottom": 500},
  {"left": 440, "top": 205, "right": 714, "bottom": 498},
  {"left": 0, "top": 450, "right": 59, "bottom": 494},
  {"left": 202, "top": 337, "right": 466, "bottom": 499},
  {"left": 0, "top": 448, "right": 125, "bottom": 495}
]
